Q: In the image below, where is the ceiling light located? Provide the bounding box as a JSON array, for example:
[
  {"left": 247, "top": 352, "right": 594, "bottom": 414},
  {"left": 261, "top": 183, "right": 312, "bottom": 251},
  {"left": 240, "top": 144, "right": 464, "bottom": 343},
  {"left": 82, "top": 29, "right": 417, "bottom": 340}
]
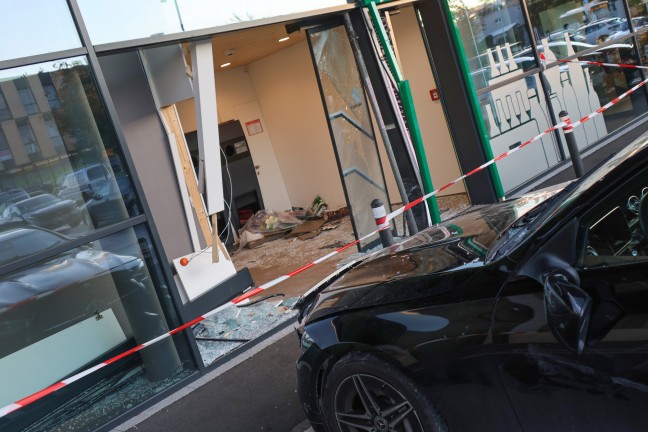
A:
[
  {"left": 278, "top": 36, "right": 290, "bottom": 42},
  {"left": 220, "top": 62, "right": 231, "bottom": 68}
]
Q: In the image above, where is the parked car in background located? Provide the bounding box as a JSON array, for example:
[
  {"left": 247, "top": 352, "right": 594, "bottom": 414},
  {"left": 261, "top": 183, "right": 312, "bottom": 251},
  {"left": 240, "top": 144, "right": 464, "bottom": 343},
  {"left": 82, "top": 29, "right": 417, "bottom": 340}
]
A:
[
  {"left": 547, "top": 27, "right": 586, "bottom": 42},
  {"left": 0, "top": 189, "right": 30, "bottom": 214},
  {"left": 607, "top": 16, "right": 648, "bottom": 40},
  {"left": 576, "top": 17, "right": 623, "bottom": 44},
  {"left": 2, "top": 194, "right": 82, "bottom": 230},
  {"left": 84, "top": 175, "right": 139, "bottom": 228},
  {"left": 296, "top": 132, "right": 648, "bottom": 431},
  {"left": 0, "top": 225, "right": 141, "bottom": 358},
  {"left": 58, "top": 163, "right": 113, "bottom": 205}
]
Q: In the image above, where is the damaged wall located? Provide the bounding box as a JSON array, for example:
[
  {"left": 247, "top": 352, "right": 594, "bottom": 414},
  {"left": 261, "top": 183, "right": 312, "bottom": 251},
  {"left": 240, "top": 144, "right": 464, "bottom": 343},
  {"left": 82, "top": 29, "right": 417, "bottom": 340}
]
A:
[{"left": 100, "top": 51, "right": 194, "bottom": 262}]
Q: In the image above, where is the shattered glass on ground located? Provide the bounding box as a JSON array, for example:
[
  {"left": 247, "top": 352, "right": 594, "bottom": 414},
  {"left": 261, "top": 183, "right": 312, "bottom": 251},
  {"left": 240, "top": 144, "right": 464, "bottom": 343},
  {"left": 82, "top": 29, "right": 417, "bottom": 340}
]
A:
[
  {"left": 23, "top": 364, "right": 193, "bottom": 432},
  {"left": 194, "top": 296, "right": 299, "bottom": 367}
]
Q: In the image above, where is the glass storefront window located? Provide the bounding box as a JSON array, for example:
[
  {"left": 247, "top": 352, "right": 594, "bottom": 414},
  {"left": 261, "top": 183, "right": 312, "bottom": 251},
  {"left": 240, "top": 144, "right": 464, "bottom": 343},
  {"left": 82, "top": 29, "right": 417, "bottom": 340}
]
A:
[
  {"left": 479, "top": 73, "right": 562, "bottom": 192},
  {"left": 0, "top": 227, "right": 194, "bottom": 432},
  {"left": 0, "top": 57, "right": 140, "bottom": 239},
  {"left": 527, "top": 0, "right": 627, "bottom": 48},
  {"left": 481, "top": 35, "right": 647, "bottom": 193},
  {"left": 567, "top": 37, "right": 648, "bottom": 132},
  {"left": 78, "top": 0, "right": 347, "bottom": 45},
  {"left": 450, "top": 0, "right": 535, "bottom": 91},
  {"left": 0, "top": 0, "right": 82, "bottom": 62},
  {"left": 539, "top": 35, "right": 646, "bottom": 137}
]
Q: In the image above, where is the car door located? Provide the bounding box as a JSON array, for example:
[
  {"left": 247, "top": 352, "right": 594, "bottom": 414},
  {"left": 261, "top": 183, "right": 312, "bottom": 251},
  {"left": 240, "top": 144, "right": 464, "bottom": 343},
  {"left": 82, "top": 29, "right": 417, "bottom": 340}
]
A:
[{"left": 491, "top": 171, "right": 648, "bottom": 431}]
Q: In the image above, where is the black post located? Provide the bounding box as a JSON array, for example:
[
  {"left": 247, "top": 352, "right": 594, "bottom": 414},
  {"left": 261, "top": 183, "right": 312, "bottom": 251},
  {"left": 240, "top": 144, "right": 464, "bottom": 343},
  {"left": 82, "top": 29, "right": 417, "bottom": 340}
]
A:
[
  {"left": 371, "top": 198, "right": 394, "bottom": 247},
  {"left": 559, "top": 111, "right": 585, "bottom": 178}
]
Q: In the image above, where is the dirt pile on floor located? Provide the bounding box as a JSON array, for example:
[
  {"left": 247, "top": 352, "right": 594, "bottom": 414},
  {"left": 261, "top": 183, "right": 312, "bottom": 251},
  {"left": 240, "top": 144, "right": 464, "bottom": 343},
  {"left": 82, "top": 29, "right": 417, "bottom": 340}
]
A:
[{"left": 230, "top": 194, "right": 471, "bottom": 291}]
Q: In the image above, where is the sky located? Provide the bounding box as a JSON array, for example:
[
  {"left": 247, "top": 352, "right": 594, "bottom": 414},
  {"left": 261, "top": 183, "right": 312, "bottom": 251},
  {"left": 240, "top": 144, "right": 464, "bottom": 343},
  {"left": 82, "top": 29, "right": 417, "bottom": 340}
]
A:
[{"left": 0, "top": 0, "right": 348, "bottom": 63}]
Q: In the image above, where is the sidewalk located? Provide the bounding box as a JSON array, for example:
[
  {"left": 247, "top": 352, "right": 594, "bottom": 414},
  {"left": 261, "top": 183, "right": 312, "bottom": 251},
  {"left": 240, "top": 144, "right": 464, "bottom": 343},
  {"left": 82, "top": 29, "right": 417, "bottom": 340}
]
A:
[{"left": 112, "top": 326, "right": 307, "bottom": 432}]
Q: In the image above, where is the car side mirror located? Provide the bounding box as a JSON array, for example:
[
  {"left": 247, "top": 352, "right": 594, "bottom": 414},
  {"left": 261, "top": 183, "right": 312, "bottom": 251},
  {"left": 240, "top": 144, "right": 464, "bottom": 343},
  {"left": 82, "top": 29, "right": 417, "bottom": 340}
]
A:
[{"left": 544, "top": 269, "right": 592, "bottom": 354}]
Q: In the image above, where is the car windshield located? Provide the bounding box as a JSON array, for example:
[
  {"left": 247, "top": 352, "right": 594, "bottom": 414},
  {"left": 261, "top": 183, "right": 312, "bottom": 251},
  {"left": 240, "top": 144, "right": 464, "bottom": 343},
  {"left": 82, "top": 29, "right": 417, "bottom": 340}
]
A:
[
  {"left": 15, "top": 194, "right": 57, "bottom": 212},
  {"left": 486, "top": 134, "right": 648, "bottom": 263},
  {"left": 0, "top": 228, "right": 66, "bottom": 266},
  {"left": 485, "top": 191, "right": 564, "bottom": 263}
]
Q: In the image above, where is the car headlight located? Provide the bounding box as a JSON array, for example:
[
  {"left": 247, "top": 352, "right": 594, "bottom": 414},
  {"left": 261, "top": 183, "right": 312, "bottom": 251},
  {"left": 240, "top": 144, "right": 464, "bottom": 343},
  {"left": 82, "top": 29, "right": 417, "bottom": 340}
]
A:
[{"left": 300, "top": 330, "right": 315, "bottom": 352}]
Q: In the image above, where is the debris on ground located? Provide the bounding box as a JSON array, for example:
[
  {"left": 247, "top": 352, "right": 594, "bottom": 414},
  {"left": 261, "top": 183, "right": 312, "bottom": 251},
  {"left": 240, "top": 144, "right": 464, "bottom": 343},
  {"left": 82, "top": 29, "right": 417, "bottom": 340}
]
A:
[
  {"left": 241, "top": 209, "right": 302, "bottom": 234},
  {"left": 288, "top": 218, "right": 326, "bottom": 238},
  {"left": 305, "top": 195, "right": 327, "bottom": 218},
  {"left": 237, "top": 209, "right": 303, "bottom": 249},
  {"left": 193, "top": 296, "right": 299, "bottom": 367},
  {"left": 232, "top": 194, "right": 471, "bottom": 272},
  {"left": 323, "top": 206, "right": 349, "bottom": 221}
]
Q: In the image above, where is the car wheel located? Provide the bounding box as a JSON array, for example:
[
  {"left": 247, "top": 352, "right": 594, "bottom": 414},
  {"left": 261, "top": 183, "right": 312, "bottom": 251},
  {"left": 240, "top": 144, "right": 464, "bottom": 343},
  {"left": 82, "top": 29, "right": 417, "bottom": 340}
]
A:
[{"left": 321, "top": 353, "right": 447, "bottom": 432}]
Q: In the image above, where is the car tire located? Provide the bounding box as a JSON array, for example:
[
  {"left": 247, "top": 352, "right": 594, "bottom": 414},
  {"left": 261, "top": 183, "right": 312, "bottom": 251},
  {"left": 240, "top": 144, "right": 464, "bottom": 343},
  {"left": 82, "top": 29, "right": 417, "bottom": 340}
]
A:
[{"left": 321, "top": 352, "right": 447, "bottom": 432}]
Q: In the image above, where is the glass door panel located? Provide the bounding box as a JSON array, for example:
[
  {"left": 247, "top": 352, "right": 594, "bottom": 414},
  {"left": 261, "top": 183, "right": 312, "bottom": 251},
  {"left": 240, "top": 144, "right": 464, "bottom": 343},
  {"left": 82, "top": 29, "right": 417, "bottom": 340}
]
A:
[{"left": 308, "top": 24, "right": 391, "bottom": 249}]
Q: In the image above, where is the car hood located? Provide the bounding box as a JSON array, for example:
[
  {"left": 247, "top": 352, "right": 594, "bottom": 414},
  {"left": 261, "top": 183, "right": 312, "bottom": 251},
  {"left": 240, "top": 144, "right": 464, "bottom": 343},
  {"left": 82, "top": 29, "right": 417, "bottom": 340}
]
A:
[
  {"left": 0, "top": 250, "right": 141, "bottom": 311},
  {"left": 303, "top": 185, "right": 565, "bottom": 323}
]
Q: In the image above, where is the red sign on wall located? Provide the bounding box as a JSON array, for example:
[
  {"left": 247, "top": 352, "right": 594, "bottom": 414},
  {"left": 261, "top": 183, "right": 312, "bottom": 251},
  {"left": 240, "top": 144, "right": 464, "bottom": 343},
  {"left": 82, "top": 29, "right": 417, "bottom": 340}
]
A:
[
  {"left": 245, "top": 119, "right": 263, "bottom": 136},
  {"left": 430, "top": 89, "right": 440, "bottom": 101}
]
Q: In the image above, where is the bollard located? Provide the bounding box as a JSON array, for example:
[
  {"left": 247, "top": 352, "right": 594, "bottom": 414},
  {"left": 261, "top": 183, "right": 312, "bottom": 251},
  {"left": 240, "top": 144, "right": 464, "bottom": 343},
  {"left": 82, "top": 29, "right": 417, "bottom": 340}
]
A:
[
  {"left": 559, "top": 110, "right": 585, "bottom": 178},
  {"left": 371, "top": 198, "right": 394, "bottom": 247}
]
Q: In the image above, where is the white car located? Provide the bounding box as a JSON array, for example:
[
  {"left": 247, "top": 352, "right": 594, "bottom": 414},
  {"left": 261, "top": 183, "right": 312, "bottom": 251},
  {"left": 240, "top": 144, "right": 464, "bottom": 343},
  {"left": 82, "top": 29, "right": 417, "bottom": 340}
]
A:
[
  {"left": 608, "top": 16, "right": 648, "bottom": 40},
  {"left": 548, "top": 28, "right": 586, "bottom": 42},
  {"left": 576, "top": 18, "right": 623, "bottom": 44}
]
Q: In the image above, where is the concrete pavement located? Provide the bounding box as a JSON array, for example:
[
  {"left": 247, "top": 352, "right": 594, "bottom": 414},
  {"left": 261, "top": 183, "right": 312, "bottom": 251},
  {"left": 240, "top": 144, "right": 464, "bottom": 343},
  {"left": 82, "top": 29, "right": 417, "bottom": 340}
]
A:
[{"left": 112, "top": 326, "right": 309, "bottom": 432}]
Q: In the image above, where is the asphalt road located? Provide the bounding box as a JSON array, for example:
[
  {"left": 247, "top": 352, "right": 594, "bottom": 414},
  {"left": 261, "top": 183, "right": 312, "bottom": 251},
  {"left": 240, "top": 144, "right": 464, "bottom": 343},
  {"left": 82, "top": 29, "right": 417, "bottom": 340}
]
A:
[{"left": 124, "top": 331, "right": 309, "bottom": 432}]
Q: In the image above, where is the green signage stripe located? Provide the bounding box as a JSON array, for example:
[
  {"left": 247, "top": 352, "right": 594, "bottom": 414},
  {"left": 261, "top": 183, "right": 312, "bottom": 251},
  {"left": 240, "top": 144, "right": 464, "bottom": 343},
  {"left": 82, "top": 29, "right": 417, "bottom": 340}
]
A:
[
  {"left": 441, "top": 0, "right": 506, "bottom": 199},
  {"left": 399, "top": 80, "right": 441, "bottom": 224}
]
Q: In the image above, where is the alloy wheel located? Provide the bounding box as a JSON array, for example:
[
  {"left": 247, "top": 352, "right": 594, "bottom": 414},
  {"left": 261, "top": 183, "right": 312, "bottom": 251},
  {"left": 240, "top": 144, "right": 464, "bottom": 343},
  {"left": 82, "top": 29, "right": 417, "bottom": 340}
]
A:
[{"left": 333, "top": 373, "right": 424, "bottom": 432}]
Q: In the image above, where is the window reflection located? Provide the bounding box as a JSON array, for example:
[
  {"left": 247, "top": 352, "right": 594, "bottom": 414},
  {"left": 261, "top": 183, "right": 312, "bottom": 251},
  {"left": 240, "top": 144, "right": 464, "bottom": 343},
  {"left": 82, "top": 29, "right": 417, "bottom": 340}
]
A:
[
  {"left": 565, "top": 37, "right": 647, "bottom": 133},
  {"left": 479, "top": 73, "right": 562, "bottom": 192},
  {"left": 0, "top": 57, "right": 139, "bottom": 241},
  {"left": 451, "top": 0, "right": 535, "bottom": 91},
  {"left": 479, "top": 35, "right": 647, "bottom": 192},
  {"left": 0, "top": 227, "right": 192, "bottom": 429},
  {"left": 0, "top": 0, "right": 81, "bottom": 62},
  {"left": 527, "top": 0, "right": 627, "bottom": 46},
  {"left": 635, "top": 29, "right": 648, "bottom": 66}
]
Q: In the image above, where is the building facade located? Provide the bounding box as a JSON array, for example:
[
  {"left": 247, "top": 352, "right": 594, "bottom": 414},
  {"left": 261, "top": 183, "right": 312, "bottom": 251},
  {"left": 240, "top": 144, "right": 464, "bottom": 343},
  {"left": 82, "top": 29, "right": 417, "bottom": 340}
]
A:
[{"left": 0, "top": 0, "right": 647, "bottom": 431}]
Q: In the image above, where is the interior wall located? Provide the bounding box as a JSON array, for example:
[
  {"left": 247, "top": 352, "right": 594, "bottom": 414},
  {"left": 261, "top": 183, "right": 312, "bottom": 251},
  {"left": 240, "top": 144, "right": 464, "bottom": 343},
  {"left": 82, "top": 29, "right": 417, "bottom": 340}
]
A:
[
  {"left": 390, "top": 6, "right": 466, "bottom": 196},
  {"left": 177, "top": 66, "right": 292, "bottom": 210},
  {"left": 247, "top": 41, "right": 347, "bottom": 209}
]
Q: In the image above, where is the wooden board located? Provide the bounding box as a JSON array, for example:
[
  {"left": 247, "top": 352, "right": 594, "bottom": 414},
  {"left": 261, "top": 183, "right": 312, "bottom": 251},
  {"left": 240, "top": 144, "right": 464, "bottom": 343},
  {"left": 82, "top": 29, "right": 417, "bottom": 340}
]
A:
[{"left": 161, "top": 105, "right": 213, "bottom": 248}]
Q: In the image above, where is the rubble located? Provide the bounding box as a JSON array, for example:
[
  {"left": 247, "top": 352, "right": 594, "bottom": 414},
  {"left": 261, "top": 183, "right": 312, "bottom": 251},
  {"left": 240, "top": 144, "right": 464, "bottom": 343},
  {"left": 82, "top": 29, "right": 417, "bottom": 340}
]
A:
[{"left": 194, "top": 296, "right": 299, "bottom": 367}]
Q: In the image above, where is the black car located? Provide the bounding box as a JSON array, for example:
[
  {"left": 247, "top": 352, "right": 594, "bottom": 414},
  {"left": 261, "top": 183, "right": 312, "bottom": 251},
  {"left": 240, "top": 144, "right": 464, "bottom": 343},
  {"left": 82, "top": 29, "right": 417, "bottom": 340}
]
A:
[
  {"left": 296, "top": 133, "right": 648, "bottom": 432},
  {"left": 0, "top": 226, "right": 143, "bottom": 358},
  {"left": 1, "top": 193, "right": 82, "bottom": 230}
]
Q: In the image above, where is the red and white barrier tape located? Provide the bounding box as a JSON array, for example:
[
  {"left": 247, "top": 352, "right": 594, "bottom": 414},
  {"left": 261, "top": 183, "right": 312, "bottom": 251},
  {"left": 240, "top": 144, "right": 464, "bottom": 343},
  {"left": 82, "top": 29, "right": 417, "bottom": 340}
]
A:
[
  {"left": 2, "top": 64, "right": 647, "bottom": 420},
  {"left": 540, "top": 51, "right": 648, "bottom": 70}
]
